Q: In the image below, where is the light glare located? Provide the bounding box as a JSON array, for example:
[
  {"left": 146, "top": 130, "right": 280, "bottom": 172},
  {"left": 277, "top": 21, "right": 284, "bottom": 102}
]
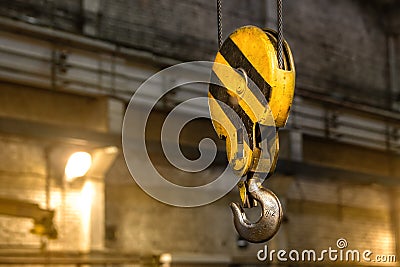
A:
[
  {"left": 160, "top": 253, "right": 172, "bottom": 263},
  {"left": 65, "top": 152, "right": 92, "bottom": 181}
]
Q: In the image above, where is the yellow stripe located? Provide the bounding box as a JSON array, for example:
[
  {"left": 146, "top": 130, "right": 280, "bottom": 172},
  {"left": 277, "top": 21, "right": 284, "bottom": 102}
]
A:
[
  {"left": 229, "top": 26, "right": 295, "bottom": 127},
  {"left": 212, "top": 53, "right": 273, "bottom": 125},
  {"left": 208, "top": 93, "right": 253, "bottom": 175},
  {"left": 229, "top": 27, "right": 276, "bottom": 93}
]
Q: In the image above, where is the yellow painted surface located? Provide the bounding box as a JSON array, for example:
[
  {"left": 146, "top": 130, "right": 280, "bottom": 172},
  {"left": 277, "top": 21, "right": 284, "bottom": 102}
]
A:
[
  {"left": 208, "top": 25, "right": 295, "bottom": 177},
  {"left": 229, "top": 26, "right": 295, "bottom": 128}
]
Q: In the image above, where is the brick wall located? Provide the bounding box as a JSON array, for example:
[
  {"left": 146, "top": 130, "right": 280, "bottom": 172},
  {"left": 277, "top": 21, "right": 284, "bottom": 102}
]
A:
[
  {"left": 0, "top": 136, "right": 83, "bottom": 250},
  {"left": 0, "top": 84, "right": 108, "bottom": 252},
  {"left": 0, "top": 136, "right": 43, "bottom": 248},
  {"left": 99, "top": 0, "right": 265, "bottom": 61},
  {"left": 0, "top": 0, "right": 396, "bottom": 109},
  {"left": 0, "top": 1, "right": 398, "bottom": 265},
  {"left": 285, "top": 0, "right": 388, "bottom": 108},
  {"left": 106, "top": 142, "right": 399, "bottom": 264},
  {"left": 97, "top": 0, "right": 391, "bottom": 109},
  {"left": 285, "top": 179, "right": 395, "bottom": 257}
]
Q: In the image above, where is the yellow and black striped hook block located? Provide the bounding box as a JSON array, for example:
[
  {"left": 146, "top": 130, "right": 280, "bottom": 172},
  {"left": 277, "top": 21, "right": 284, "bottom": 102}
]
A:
[{"left": 208, "top": 25, "right": 296, "bottom": 242}]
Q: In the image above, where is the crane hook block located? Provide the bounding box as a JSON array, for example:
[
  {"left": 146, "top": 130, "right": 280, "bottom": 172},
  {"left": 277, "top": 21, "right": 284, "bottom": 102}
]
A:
[{"left": 208, "top": 25, "right": 295, "bottom": 242}]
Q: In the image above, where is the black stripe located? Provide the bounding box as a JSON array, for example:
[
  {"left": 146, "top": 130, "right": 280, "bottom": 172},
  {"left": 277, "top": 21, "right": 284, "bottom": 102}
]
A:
[
  {"left": 219, "top": 37, "right": 272, "bottom": 103},
  {"left": 209, "top": 71, "right": 254, "bottom": 147}
]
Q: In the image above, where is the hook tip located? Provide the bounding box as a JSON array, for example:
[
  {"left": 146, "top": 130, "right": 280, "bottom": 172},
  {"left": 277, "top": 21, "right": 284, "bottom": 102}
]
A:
[{"left": 229, "top": 202, "right": 242, "bottom": 219}]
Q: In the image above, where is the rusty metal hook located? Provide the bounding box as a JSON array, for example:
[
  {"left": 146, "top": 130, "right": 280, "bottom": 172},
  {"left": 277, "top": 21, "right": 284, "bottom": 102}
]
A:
[{"left": 230, "top": 175, "right": 282, "bottom": 243}]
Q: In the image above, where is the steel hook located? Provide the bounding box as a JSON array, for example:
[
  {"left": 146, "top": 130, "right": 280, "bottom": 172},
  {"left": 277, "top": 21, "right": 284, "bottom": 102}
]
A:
[{"left": 230, "top": 175, "right": 282, "bottom": 243}]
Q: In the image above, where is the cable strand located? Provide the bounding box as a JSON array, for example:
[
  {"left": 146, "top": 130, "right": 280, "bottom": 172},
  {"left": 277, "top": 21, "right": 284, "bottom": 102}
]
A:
[
  {"left": 217, "top": 0, "right": 223, "bottom": 49},
  {"left": 277, "top": 0, "right": 284, "bottom": 69}
]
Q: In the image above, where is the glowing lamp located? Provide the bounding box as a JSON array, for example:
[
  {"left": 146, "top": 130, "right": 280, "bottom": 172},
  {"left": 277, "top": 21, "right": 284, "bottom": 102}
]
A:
[{"left": 64, "top": 152, "right": 92, "bottom": 181}]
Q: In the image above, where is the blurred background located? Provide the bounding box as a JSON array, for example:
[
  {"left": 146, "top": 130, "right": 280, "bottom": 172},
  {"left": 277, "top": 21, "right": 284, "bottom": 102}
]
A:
[{"left": 0, "top": 0, "right": 399, "bottom": 266}]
